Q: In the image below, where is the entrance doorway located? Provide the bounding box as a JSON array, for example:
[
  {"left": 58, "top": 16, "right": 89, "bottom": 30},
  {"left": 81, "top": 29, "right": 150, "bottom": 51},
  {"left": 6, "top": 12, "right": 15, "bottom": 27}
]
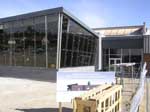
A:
[{"left": 109, "top": 58, "right": 122, "bottom": 71}]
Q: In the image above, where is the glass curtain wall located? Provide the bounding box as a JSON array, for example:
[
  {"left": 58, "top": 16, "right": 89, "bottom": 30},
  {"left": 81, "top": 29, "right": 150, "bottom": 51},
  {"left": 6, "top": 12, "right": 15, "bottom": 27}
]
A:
[
  {"left": 47, "top": 15, "right": 58, "bottom": 68},
  {"left": 0, "top": 23, "right": 10, "bottom": 65},
  {"left": 103, "top": 48, "right": 142, "bottom": 72},
  {"left": 60, "top": 15, "right": 97, "bottom": 67},
  {"left": 0, "top": 14, "right": 58, "bottom": 68}
]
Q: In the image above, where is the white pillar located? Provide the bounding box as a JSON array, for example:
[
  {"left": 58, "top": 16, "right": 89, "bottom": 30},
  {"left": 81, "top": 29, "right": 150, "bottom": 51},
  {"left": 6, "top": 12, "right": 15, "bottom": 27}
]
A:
[{"left": 98, "top": 35, "right": 102, "bottom": 70}]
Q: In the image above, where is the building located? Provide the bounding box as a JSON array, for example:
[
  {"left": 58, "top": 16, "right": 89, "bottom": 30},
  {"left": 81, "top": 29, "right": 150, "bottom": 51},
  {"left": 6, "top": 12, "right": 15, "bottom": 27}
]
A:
[
  {"left": 67, "top": 82, "right": 98, "bottom": 91},
  {"left": 0, "top": 7, "right": 98, "bottom": 69},
  {"left": 93, "top": 24, "right": 150, "bottom": 75},
  {"left": 73, "top": 84, "right": 122, "bottom": 112},
  {"left": 0, "top": 7, "right": 98, "bottom": 79}
]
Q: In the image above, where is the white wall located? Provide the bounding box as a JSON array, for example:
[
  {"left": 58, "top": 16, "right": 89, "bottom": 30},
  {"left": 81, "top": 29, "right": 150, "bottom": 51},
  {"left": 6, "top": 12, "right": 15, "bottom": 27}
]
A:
[{"left": 59, "top": 66, "right": 95, "bottom": 72}]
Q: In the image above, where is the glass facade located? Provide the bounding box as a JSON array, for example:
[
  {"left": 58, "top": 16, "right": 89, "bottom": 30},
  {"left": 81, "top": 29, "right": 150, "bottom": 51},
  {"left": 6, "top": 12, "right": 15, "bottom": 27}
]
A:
[
  {"left": 60, "top": 15, "right": 97, "bottom": 67},
  {"left": 0, "top": 11, "right": 98, "bottom": 69},
  {"left": 103, "top": 48, "right": 142, "bottom": 73},
  {"left": 0, "top": 14, "right": 58, "bottom": 68}
]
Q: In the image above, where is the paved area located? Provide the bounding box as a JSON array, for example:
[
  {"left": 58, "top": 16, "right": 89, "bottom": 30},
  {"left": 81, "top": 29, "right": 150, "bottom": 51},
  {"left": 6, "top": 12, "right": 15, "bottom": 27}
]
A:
[{"left": 0, "top": 77, "right": 72, "bottom": 112}]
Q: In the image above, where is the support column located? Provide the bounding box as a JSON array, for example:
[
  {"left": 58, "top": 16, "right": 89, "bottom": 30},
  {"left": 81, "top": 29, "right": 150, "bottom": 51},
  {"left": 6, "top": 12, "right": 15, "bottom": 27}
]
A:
[
  {"left": 45, "top": 16, "right": 48, "bottom": 68},
  {"left": 56, "top": 13, "right": 63, "bottom": 69}
]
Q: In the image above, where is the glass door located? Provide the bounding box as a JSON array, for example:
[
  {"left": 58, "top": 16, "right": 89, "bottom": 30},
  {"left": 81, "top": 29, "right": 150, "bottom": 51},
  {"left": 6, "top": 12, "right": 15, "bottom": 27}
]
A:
[{"left": 109, "top": 58, "right": 122, "bottom": 71}]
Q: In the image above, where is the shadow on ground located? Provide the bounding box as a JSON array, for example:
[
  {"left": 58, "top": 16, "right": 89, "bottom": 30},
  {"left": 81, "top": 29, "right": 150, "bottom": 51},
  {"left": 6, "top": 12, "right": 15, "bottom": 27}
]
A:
[
  {"left": 0, "top": 66, "right": 56, "bottom": 82},
  {"left": 16, "top": 107, "right": 73, "bottom": 112}
]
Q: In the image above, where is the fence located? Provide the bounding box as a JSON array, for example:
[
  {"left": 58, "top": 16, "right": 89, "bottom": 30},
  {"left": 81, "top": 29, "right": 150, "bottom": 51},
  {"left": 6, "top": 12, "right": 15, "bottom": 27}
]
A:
[{"left": 130, "top": 63, "right": 147, "bottom": 112}]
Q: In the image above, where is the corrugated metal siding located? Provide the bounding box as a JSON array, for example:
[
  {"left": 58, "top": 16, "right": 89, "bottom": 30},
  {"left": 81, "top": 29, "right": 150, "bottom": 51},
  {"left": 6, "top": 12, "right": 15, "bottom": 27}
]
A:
[{"left": 144, "top": 35, "right": 150, "bottom": 54}]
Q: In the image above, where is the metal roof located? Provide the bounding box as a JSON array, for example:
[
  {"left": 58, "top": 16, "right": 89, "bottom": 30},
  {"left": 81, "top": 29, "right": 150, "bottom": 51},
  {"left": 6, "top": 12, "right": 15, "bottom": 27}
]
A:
[
  {"left": 0, "top": 7, "right": 98, "bottom": 38},
  {"left": 93, "top": 25, "right": 145, "bottom": 36},
  {"left": 93, "top": 25, "right": 144, "bottom": 30}
]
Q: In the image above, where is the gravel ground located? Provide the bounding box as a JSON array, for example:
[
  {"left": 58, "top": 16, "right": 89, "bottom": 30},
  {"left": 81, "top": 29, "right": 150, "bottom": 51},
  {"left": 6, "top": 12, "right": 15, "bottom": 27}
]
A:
[{"left": 0, "top": 77, "right": 72, "bottom": 112}]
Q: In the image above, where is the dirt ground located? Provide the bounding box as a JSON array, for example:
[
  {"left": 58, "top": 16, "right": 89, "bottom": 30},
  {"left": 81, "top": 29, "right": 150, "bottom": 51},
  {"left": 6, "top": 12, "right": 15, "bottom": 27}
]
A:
[
  {"left": 0, "top": 77, "right": 72, "bottom": 112},
  {"left": 120, "top": 78, "right": 150, "bottom": 112},
  {"left": 0, "top": 76, "right": 149, "bottom": 112}
]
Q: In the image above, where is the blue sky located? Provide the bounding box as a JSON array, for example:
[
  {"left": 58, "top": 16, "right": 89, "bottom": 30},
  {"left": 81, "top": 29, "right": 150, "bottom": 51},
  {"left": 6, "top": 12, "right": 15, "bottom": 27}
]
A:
[{"left": 0, "top": 0, "right": 150, "bottom": 28}]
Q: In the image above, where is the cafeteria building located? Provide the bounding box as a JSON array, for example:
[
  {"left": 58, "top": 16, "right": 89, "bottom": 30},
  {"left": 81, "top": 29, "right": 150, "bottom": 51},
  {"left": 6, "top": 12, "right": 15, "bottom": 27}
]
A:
[
  {"left": 0, "top": 7, "right": 98, "bottom": 80},
  {"left": 0, "top": 7, "right": 98, "bottom": 70}
]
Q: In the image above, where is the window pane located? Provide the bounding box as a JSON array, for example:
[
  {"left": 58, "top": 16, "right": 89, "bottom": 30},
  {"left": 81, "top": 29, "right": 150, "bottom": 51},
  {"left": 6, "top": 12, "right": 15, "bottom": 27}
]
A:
[
  {"left": 47, "top": 14, "right": 58, "bottom": 68},
  {"left": 0, "top": 14, "right": 58, "bottom": 68},
  {"left": 24, "top": 18, "right": 35, "bottom": 67},
  {"left": 60, "top": 15, "right": 97, "bottom": 67}
]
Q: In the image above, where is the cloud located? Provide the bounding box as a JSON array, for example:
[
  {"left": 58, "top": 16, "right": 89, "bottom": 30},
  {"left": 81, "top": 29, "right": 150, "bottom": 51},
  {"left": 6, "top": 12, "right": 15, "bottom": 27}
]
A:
[
  {"left": 79, "top": 13, "right": 105, "bottom": 28},
  {"left": 62, "top": 0, "right": 106, "bottom": 28}
]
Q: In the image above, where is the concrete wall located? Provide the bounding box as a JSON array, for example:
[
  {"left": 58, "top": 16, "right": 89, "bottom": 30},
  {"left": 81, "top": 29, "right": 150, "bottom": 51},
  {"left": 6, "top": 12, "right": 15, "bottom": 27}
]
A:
[{"left": 0, "top": 66, "right": 57, "bottom": 82}]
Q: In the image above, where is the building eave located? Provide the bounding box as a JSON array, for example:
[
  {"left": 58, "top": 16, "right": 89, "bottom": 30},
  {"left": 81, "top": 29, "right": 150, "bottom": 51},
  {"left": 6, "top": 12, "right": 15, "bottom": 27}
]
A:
[{"left": 93, "top": 25, "right": 145, "bottom": 30}]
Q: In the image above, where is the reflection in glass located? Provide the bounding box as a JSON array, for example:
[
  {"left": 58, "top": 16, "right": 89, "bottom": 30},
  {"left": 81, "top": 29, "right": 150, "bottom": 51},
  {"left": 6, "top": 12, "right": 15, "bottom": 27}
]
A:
[
  {"left": 0, "top": 14, "right": 58, "bottom": 68},
  {"left": 60, "top": 15, "right": 97, "bottom": 67}
]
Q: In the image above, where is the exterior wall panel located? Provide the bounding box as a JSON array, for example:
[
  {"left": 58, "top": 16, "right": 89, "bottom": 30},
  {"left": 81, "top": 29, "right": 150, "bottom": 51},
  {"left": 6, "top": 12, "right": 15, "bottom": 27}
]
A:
[
  {"left": 102, "top": 36, "right": 143, "bottom": 49},
  {"left": 144, "top": 35, "right": 150, "bottom": 54}
]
